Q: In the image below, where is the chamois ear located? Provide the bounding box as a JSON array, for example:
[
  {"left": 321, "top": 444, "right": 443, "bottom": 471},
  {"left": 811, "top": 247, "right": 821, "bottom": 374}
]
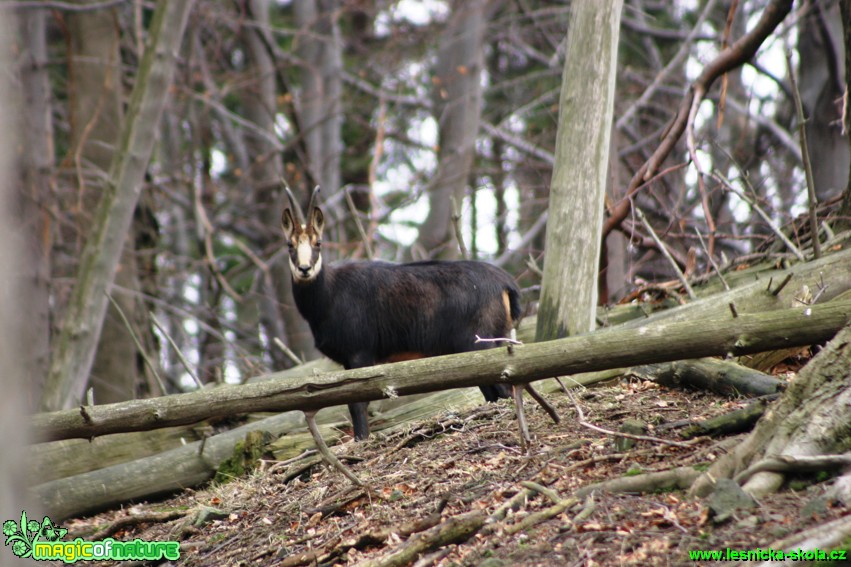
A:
[
  {"left": 310, "top": 206, "right": 325, "bottom": 238},
  {"left": 282, "top": 208, "right": 296, "bottom": 237}
]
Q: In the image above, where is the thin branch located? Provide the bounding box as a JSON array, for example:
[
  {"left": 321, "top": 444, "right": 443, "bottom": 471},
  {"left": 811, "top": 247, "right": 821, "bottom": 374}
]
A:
[
  {"left": 616, "top": 0, "right": 719, "bottom": 130},
  {"left": 694, "top": 228, "right": 730, "bottom": 291},
  {"left": 770, "top": 273, "right": 793, "bottom": 296},
  {"left": 105, "top": 292, "right": 166, "bottom": 395},
  {"left": 634, "top": 206, "right": 696, "bottom": 299},
  {"left": 193, "top": 182, "right": 243, "bottom": 301},
  {"left": 724, "top": 97, "right": 801, "bottom": 163},
  {"left": 785, "top": 49, "right": 821, "bottom": 259},
  {"left": 474, "top": 335, "right": 523, "bottom": 346},
  {"left": 150, "top": 312, "right": 202, "bottom": 390},
  {"left": 344, "top": 187, "right": 374, "bottom": 260},
  {"left": 605, "top": 0, "right": 794, "bottom": 238},
  {"left": 685, "top": 91, "right": 717, "bottom": 258},
  {"left": 713, "top": 171, "right": 805, "bottom": 261},
  {"left": 522, "top": 384, "right": 561, "bottom": 424},
  {"left": 273, "top": 337, "right": 304, "bottom": 367},
  {"left": 493, "top": 212, "right": 548, "bottom": 268},
  {"left": 450, "top": 195, "right": 469, "bottom": 260},
  {"left": 480, "top": 121, "right": 555, "bottom": 165}
]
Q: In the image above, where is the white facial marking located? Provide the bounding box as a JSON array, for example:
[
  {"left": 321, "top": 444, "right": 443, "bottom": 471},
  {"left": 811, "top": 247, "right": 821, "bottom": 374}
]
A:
[{"left": 290, "top": 234, "right": 321, "bottom": 282}]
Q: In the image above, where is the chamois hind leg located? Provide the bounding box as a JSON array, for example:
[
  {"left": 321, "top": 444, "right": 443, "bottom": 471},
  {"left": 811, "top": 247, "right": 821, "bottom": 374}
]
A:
[{"left": 345, "top": 352, "right": 375, "bottom": 441}]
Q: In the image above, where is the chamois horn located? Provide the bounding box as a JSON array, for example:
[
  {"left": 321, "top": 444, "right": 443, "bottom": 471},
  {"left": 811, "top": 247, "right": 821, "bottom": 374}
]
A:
[
  {"left": 306, "top": 185, "right": 321, "bottom": 219},
  {"left": 282, "top": 180, "right": 305, "bottom": 224}
]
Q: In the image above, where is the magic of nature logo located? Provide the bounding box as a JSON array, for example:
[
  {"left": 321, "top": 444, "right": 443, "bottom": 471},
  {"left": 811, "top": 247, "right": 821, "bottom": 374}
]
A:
[{"left": 3, "top": 511, "right": 180, "bottom": 563}]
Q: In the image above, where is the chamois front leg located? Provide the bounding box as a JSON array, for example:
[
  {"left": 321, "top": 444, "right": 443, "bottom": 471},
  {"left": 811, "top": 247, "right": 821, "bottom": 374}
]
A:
[
  {"left": 479, "top": 383, "right": 512, "bottom": 402},
  {"left": 345, "top": 352, "right": 375, "bottom": 441}
]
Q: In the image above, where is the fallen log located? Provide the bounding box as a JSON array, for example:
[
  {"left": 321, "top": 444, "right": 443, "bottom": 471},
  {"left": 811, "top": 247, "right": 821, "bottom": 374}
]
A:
[
  {"left": 620, "top": 246, "right": 851, "bottom": 329},
  {"left": 630, "top": 358, "right": 783, "bottom": 397},
  {"left": 680, "top": 395, "right": 779, "bottom": 439},
  {"left": 32, "top": 300, "right": 851, "bottom": 442},
  {"left": 31, "top": 411, "right": 299, "bottom": 521},
  {"left": 29, "top": 424, "right": 205, "bottom": 484}
]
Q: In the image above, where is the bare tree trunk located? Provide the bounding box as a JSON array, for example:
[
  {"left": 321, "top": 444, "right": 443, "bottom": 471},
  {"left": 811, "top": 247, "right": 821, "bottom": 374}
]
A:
[
  {"left": 294, "top": 0, "right": 342, "bottom": 195},
  {"left": 1, "top": 10, "right": 43, "bottom": 561},
  {"left": 838, "top": 0, "right": 851, "bottom": 228},
  {"left": 16, "top": 7, "right": 54, "bottom": 406},
  {"left": 240, "top": 0, "right": 316, "bottom": 364},
  {"left": 41, "top": 0, "right": 195, "bottom": 410},
  {"left": 799, "top": 1, "right": 848, "bottom": 202},
  {"left": 415, "top": 0, "right": 498, "bottom": 258},
  {"left": 536, "top": 0, "right": 623, "bottom": 340},
  {"left": 65, "top": 2, "right": 140, "bottom": 405}
]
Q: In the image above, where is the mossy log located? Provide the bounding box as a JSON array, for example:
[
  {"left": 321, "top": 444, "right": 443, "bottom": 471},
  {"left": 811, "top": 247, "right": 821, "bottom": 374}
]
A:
[
  {"left": 680, "top": 395, "right": 778, "bottom": 439},
  {"left": 31, "top": 412, "right": 299, "bottom": 521},
  {"left": 630, "top": 358, "right": 783, "bottom": 397}
]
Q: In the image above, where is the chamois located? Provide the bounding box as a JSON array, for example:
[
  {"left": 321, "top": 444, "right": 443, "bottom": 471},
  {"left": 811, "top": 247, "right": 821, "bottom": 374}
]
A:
[{"left": 281, "top": 185, "right": 520, "bottom": 440}]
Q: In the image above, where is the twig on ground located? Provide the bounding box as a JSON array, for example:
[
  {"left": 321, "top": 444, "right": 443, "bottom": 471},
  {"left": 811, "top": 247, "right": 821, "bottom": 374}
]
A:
[
  {"left": 567, "top": 389, "right": 693, "bottom": 449},
  {"left": 304, "top": 410, "right": 364, "bottom": 487}
]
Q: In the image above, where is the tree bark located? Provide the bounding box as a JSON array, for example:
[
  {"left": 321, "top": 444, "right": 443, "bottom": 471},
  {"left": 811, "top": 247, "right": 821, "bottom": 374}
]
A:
[
  {"left": 15, "top": 7, "right": 53, "bottom": 406},
  {"left": 41, "top": 0, "right": 195, "bottom": 411},
  {"left": 838, "top": 0, "right": 851, "bottom": 228},
  {"left": 536, "top": 0, "right": 622, "bottom": 340},
  {"left": 799, "top": 0, "right": 848, "bottom": 202},
  {"left": 240, "top": 0, "right": 308, "bottom": 369},
  {"left": 294, "top": 0, "right": 342, "bottom": 194},
  {"left": 0, "top": 7, "right": 44, "bottom": 546},
  {"left": 32, "top": 300, "right": 851, "bottom": 442},
  {"left": 65, "top": 1, "right": 141, "bottom": 406}
]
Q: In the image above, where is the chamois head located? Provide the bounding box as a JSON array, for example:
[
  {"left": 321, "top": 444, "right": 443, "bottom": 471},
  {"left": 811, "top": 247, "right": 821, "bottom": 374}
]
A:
[{"left": 282, "top": 184, "right": 325, "bottom": 283}]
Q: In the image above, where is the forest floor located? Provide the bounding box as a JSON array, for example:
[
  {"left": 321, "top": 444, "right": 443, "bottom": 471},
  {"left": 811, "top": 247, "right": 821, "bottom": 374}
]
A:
[{"left": 59, "top": 360, "right": 849, "bottom": 567}]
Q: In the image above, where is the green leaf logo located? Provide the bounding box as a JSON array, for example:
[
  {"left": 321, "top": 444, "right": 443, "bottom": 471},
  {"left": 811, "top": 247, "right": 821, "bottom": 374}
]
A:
[{"left": 3, "top": 511, "right": 68, "bottom": 558}]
